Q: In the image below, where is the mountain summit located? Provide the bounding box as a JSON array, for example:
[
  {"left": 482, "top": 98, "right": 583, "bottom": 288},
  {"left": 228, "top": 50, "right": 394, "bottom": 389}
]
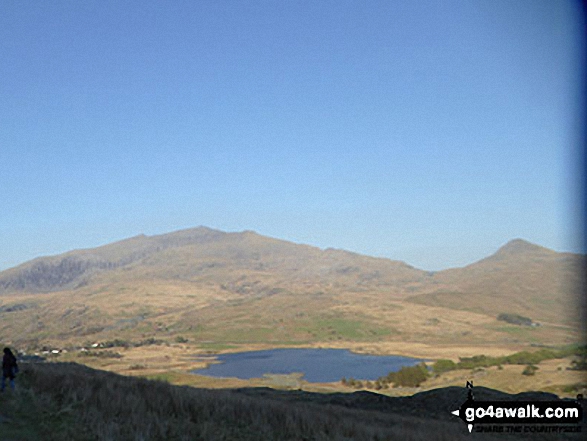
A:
[
  {"left": 0, "top": 227, "right": 422, "bottom": 295},
  {"left": 492, "top": 238, "right": 554, "bottom": 258},
  {"left": 0, "top": 227, "right": 582, "bottom": 348},
  {"left": 0, "top": 230, "right": 579, "bottom": 298}
]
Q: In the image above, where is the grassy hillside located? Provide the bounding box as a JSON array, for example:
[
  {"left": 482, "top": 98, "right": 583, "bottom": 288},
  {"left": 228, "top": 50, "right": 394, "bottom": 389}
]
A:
[
  {"left": 0, "top": 230, "right": 583, "bottom": 370},
  {"left": 407, "top": 239, "right": 585, "bottom": 327},
  {"left": 1, "top": 361, "right": 584, "bottom": 440},
  {"left": 0, "top": 227, "right": 425, "bottom": 297}
]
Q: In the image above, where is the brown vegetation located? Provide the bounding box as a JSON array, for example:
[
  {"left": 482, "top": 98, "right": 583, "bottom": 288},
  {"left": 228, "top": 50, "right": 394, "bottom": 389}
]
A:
[
  {"left": 0, "top": 229, "right": 582, "bottom": 353},
  {"left": 0, "top": 228, "right": 584, "bottom": 404},
  {"left": 3, "top": 362, "right": 584, "bottom": 440}
]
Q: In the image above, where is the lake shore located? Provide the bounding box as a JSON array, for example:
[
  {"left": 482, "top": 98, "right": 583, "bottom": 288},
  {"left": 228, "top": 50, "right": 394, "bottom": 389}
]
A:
[
  {"left": 196, "top": 340, "right": 524, "bottom": 361},
  {"left": 51, "top": 340, "right": 585, "bottom": 398}
]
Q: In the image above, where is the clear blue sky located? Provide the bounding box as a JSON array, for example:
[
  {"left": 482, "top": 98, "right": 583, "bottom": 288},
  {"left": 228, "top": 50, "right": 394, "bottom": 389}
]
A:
[{"left": 0, "top": 0, "right": 584, "bottom": 271}]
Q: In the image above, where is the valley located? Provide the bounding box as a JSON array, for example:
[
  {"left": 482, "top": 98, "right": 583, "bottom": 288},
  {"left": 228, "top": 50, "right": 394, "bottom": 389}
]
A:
[{"left": 0, "top": 227, "right": 584, "bottom": 398}]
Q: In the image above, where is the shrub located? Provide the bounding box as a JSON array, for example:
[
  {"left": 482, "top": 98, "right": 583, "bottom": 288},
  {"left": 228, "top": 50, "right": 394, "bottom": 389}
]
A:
[
  {"left": 432, "top": 359, "right": 456, "bottom": 374},
  {"left": 102, "top": 339, "right": 130, "bottom": 348},
  {"left": 392, "top": 363, "right": 429, "bottom": 387},
  {"left": 562, "top": 382, "right": 587, "bottom": 393},
  {"left": 522, "top": 365, "right": 539, "bottom": 376},
  {"left": 504, "top": 351, "right": 545, "bottom": 365},
  {"left": 497, "top": 313, "right": 533, "bottom": 326},
  {"left": 80, "top": 350, "right": 123, "bottom": 359},
  {"left": 457, "top": 355, "right": 500, "bottom": 369},
  {"left": 129, "top": 364, "right": 147, "bottom": 370},
  {"left": 135, "top": 337, "right": 164, "bottom": 347},
  {"left": 568, "top": 358, "right": 587, "bottom": 371}
]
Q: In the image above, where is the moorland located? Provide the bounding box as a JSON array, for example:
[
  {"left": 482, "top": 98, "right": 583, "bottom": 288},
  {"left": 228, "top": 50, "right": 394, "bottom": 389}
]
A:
[{"left": 0, "top": 227, "right": 585, "bottom": 399}]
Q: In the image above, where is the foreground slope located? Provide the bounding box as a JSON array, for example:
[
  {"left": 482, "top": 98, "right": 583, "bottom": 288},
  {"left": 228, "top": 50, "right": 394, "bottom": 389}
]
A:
[{"left": 1, "top": 361, "right": 583, "bottom": 441}]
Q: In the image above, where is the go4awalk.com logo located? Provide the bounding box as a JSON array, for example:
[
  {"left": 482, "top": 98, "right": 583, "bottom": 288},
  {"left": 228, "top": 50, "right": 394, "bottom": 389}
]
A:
[{"left": 451, "top": 382, "right": 583, "bottom": 434}]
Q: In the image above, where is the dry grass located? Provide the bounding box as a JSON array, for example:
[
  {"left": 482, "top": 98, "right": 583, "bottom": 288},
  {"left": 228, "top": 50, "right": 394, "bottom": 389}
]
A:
[
  {"left": 45, "top": 341, "right": 585, "bottom": 402},
  {"left": 1, "top": 284, "right": 578, "bottom": 353},
  {"left": 1, "top": 230, "right": 582, "bottom": 352},
  {"left": 0, "top": 362, "right": 487, "bottom": 440},
  {"left": 421, "top": 360, "right": 587, "bottom": 397},
  {"left": 4, "top": 361, "right": 582, "bottom": 441}
]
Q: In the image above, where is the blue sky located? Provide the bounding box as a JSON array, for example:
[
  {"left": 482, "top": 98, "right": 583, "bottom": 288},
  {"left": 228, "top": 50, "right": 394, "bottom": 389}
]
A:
[{"left": 0, "top": 0, "right": 584, "bottom": 271}]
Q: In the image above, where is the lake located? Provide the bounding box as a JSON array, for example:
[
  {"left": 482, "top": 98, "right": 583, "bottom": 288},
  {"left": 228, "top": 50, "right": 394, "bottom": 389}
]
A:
[{"left": 192, "top": 348, "right": 424, "bottom": 383}]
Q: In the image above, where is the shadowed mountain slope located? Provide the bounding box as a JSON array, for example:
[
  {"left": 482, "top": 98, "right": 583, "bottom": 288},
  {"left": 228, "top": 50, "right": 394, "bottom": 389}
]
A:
[{"left": 0, "top": 227, "right": 225, "bottom": 293}]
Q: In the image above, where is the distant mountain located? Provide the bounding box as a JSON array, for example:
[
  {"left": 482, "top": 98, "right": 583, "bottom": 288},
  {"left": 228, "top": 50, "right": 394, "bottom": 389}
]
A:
[
  {"left": 0, "top": 230, "right": 583, "bottom": 347},
  {"left": 0, "top": 227, "right": 425, "bottom": 296},
  {"left": 476, "top": 238, "right": 557, "bottom": 261},
  {"left": 406, "top": 239, "right": 585, "bottom": 325},
  {"left": 0, "top": 227, "right": 225, "bottom": 293}
]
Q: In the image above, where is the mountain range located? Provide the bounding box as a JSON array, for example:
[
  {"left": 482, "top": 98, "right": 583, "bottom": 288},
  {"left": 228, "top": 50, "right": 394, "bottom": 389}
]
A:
[{"left": 0, "top": 227, "right": 584, "bottom": 348}]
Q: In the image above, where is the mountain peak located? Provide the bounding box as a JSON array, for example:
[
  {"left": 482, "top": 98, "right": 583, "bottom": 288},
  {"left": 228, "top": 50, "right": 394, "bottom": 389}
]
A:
[{"left": 494, "top": 239, "right": 553, "bottom": 256}]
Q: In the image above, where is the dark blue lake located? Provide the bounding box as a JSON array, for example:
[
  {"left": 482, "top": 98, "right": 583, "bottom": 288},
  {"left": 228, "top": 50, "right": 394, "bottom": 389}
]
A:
[{"left": 192, "top": 348, "right": 423, "bottom": 383}]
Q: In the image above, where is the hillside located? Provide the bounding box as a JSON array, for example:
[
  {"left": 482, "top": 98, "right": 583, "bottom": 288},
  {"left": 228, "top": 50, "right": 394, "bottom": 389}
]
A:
[
  {"left": 0, "top": 229, "right": 583, "bottom": 352},
  {"left": 0, "top": 227, "right": 426, "bottom": 296},
  {"left": 406, "top": 239, "right": 585, "bottom": 326},
  {"left": 1, "top": 361, "right": 583, "bottom": 441}
]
